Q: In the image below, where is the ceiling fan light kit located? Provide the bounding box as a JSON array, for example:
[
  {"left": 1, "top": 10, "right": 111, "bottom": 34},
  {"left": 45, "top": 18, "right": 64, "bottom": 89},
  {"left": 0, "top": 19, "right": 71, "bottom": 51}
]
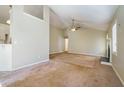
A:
[
  {"left": 69, "top": 19, "right": 81, "bottom": 32},
  {"left": 71, "top": 28, "right": 76, "bottom": 31}
]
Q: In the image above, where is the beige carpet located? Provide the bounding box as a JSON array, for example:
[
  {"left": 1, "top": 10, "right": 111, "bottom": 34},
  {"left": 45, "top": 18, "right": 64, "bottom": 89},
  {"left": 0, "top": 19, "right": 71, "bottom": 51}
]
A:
[
  {"left": 51, "top": 53, "right": 99, "bottom": 68},
  {"left": 7, "top": 53, "right": 122, "bottom": 87}
]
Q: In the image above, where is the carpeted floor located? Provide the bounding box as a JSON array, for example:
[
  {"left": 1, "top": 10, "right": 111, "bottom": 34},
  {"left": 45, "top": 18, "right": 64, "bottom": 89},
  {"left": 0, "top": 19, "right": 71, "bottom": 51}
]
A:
[
  {"left": 7, "top": 53, "right": 122, "bottom": 87},
  {"left": 50, "top": 53, "right": 98, "bottom": 68}
]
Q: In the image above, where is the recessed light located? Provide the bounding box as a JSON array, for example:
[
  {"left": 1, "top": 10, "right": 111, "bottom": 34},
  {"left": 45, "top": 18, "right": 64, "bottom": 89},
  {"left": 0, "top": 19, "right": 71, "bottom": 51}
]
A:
[{"left": 6, "top": 20, "right": 10, "bottom": 24}]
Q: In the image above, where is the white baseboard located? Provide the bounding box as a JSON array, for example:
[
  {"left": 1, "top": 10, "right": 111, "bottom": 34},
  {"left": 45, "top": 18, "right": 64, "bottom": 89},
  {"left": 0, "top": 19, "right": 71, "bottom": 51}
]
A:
[
  {"left": 50, "top": 51, "right": 64, "bottom": 54},
  {"left": 0, "top": 59, "right": 49, "bottom": 87},
  {"left": 112, "top": 64, "right": 124, "bottom": 86},
  {"left": 13, "top": 59, "right": 49, "bottom": 71},
  {"left": 101, "top": 61, "right": 112, "bottom": 66}
]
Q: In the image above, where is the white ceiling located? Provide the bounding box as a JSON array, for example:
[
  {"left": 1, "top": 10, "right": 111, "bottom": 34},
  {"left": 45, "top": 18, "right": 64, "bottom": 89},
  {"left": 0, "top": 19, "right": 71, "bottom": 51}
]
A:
[
  {"left": 49, "top": 5, "right": 118, "bottom": 31},
  {"left": 0, "top": 5, "right": 118, "bottom": 31},
  {"left": 24, "top": 5, "right": 43, "bottom": 20},
  {"left": 0, "top": 5, "right": 10, "bottom": 24},
  {"left": 0, "top": 5, "right": 44, "bottom": 25},
  {"left": 50, "top": 9, "right": 66, "bottom": 29}
]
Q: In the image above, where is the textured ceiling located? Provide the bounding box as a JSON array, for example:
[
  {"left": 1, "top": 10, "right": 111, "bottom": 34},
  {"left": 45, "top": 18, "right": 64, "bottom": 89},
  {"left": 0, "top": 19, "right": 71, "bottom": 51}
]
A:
[{"left": 49, "top": 5, "right": 118, "bottom": 31}]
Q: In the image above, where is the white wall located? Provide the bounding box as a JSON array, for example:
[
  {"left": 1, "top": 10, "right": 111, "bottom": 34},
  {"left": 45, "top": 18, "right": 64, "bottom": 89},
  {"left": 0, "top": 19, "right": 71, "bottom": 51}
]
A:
[
  {"left": 68, "top": 28, "right": 106, "bottom": 56},
  {"left": 0, "top": 44, "right": 12, "bottom": 71},
  {"left": 108, "top": 6, "right": 124, "bottom": 85},
  {"left": 11, "top": 6, "right": 49, "bottom": 70},
  {"left": 50, "top": 25, "right": 65, "bottom": 54}
]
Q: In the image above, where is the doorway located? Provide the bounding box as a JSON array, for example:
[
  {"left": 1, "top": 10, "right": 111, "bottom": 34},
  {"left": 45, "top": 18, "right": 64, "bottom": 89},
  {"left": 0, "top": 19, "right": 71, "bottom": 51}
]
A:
[
  {"left": 65, "top": 38, "right": 69, "bottom": 52},
  {"left": 108, "top": 38, "right": 112, "bottom": 62}
]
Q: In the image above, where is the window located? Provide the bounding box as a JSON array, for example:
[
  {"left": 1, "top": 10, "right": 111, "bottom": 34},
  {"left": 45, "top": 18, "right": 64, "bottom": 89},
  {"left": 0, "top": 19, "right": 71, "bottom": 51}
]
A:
[{"left": 112, "top": 23, "right": 117, "bottom": 54}]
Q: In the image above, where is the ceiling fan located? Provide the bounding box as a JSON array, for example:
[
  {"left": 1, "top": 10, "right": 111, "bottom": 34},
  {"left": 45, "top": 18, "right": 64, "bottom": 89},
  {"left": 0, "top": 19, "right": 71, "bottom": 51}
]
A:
[{"left": 68, "top": 19, "right": 81, "bottom": 32}]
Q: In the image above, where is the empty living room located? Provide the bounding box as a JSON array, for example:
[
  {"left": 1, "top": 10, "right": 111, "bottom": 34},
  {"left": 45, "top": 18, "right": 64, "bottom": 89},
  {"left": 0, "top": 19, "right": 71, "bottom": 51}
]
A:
[{"left": 0, "top": 2, "right": 124, "bottom": 89}]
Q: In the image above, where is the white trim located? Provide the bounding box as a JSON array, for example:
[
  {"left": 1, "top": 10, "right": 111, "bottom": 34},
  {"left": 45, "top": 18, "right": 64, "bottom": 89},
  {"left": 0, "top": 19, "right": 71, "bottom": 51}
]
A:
[
  {"left": 101, "top": 61, "right": 112, "bottom": 66},
  {"left": 112, "top": 64, "right": 124, "bottom": 86},
  {"left": 50, "top": 51, "right": 64, "bottom": 55},
  {"left": 0, "top": 59, "right": 49, "bottom": 87},
  {"left": 13, "top": 59, "right": 49, "bottom": 71}
]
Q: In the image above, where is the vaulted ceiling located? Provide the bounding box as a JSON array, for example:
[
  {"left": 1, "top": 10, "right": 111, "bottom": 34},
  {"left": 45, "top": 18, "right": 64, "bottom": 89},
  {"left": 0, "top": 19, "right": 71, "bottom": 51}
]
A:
[
  {"left": 0, "top": 5, "right": 118, "bottom": 31},
  {"left": 49, "top": 5, "right": 118, "bottom": 31}
]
